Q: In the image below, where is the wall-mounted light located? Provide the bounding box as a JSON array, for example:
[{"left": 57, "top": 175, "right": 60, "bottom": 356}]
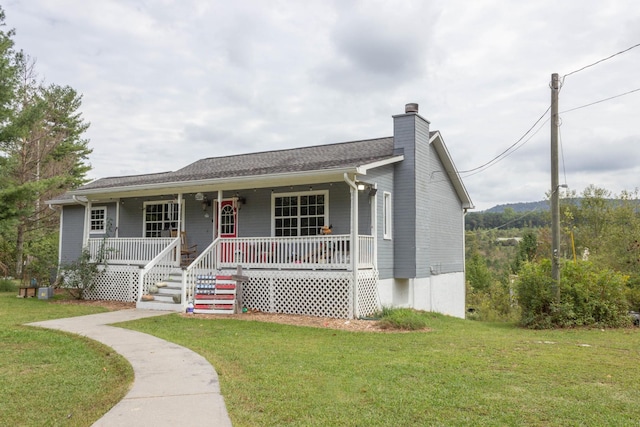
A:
[
  {"left": 201, "top": 199, "right": 211, "bottom": 217},
  {"left": 195, "top": 192, "right": 204, "bottom": 201},
  {"left": 357, "top": 182, "right": 377, "bottom": 196},
  {"left": 233, "top": 193, "right": 246, "bottom": 209}
]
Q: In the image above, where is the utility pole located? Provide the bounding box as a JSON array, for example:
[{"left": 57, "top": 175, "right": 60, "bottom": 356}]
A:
[{"left": 550, "top": 73, "right": 561, "bottom": 299}]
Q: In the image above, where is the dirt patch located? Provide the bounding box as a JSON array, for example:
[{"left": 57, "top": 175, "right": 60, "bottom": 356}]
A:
[
  {"left": 52, "top": 299, "right": 428, "bottom": 332},
  {"left": 181, "top": 310, "right": 391, "bottom": 332}
]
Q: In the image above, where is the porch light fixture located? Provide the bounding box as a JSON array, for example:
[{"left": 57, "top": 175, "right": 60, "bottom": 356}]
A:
[
  {"left": 201, "top": 198, "right": 211, "bottom": 218},
  {"left": 232, "top": 193, "right": 246, "bottom": 209},
  {"left": 195, "top": 192, "right": 204, "bottom": 201},
  {"left": 357, "top": 183, "right": 366, "bottom": 191}
]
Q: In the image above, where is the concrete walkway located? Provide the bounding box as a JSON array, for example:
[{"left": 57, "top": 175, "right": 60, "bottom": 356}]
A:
[{"left": 28, "top": 309, "right": 233, "bottom": 426}]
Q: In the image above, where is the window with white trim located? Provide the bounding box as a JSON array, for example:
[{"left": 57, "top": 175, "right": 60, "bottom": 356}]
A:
[
  {"left": 273, "top": 191, "right": 328, "bottom": 236},
  {"left": 90, "top": 207, "right": 106, "bottom": 233},
  {"left": 383, "top": 191, "right": 392, "bottom": 240},
  {"left": 144, "top": 201, "right": 179, "bottom": 237}
]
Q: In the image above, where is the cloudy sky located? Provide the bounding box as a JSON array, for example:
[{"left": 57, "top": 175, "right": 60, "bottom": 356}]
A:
[{"left": 4, "top": 0, "right": 640, "bottom": 210}]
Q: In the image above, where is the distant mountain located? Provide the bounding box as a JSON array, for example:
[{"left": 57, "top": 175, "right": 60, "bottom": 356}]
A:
[
  {"left": 483, "top": 198, "right": 638, "bottom": 213},
  {"left": 483, "top": 201, "right": 549, "bottom": 213}
]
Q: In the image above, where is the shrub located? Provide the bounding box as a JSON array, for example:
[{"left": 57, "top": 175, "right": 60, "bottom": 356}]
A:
[
  {"left": 0, "top": 278, "right": 17, "bottom": 292},
  {"left": 515, "top": 260, "right": 555, "bottom": 328},
  {"left": 60, "top": 246, "right": 108, "bottom": 300},
  {"left": 516, "top": 260, "right": 631, "bottom": 328},
  {"left": 466, "top": 277, "right": 520, "bottom": 322},
  {"left": 376, "top": 307, "right": 430, "bottom": 330}
]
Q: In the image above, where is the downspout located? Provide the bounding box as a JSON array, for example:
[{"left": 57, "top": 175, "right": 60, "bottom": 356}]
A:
[{"left": 344, "top": 173, "right": 359, "bottom": 319}]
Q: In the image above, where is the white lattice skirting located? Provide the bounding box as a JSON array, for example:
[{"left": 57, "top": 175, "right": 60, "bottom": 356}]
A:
[
  {"left": 84, "top": 265, "right": 381, "bottom": 318},
  {"left": 222, "top": 269, "right": 380, "bottom": 319},
  {"left": 84, "top": 265, "right": 139, "bottom": 302}
]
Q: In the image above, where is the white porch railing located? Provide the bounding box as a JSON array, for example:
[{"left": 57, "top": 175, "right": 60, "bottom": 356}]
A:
[
  {"left": 216, "top": 234, "right": 375, "bottom": 270},
  {"left": 88, "top": 237, "right": 175, "bottom": 264},
  {"left": 138, "top": 237, "right": 181, "bottom": 302},
  {"left": 89, "top": 235, "right": 375, "bottom": 310}
]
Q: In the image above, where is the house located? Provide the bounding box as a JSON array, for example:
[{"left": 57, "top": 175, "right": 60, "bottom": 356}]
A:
[{"left": 48, "top": 103, "right": 474, "bottom": 319}]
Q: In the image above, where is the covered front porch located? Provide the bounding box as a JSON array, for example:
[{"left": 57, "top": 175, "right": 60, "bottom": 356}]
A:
[{"left": 86, "top": 233, "right": 379, "bottom": 318}]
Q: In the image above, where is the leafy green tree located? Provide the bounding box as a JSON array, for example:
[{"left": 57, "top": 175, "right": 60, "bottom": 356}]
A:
[
  {"left": 0, "top": 11, "right": 92, "bottom": 279},
  {"left": 467, "top": 252, "right": 493, "bottom": 292},
  {"left": 511, "top": 230, "right": 538, "bottom": 273},
  {"left": 574, "top": 185, "right": 612, "bottom": 256}
]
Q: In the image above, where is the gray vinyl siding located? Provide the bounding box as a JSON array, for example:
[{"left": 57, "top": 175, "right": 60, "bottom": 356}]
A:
[
  {"left": 424, "top": 143, "right": 464, "bottom": 276},
  {"left": 361, "top": 165, "right": 395, "bottom": 280},
  {"left": 414, "top": 116, "right": 432, "bottom": 278},
  {"left": 329, "top": 183, "right": 352, "bottom": 235},
  {"left": 236, "top": 188, "right": 273, "bottom": 238},
  {"left": 118, "top": 198, "right": 144, "bottom": 237},
  {"left": 392, "top": 112, "right": 431, "bottom": 279},
  {"left": 183, "top": 196, "right": 214, "bottom": 253},
  {"left": 60, "top": 204, "right": 84, "bottom": 264},
  {"left": 235, "top": 184, "right": 352, "bottom": 237}
]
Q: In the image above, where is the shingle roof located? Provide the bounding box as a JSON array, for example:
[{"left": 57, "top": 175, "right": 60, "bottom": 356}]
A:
[{"left": 79, "top": 137, "right": 397, "bottom": 191}]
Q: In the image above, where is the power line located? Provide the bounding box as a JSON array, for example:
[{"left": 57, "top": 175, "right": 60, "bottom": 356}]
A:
[
  {"left": 457, "top": 43, "right": 640, "bottom": 180},
  {"left": 560, "top": 87, "right": 640, "bottom": 114},
  {"left": 457, "top": 105, "right": 551, "bottom": 175},
  {"left": 563, "top": 42, "right": 640, "bottom": 79}
]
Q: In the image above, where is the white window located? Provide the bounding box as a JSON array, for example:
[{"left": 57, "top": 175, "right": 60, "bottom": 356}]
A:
[
  {"left": 144, "top": 201, "right": 179, "bottom": 237},
  {"left": 90, "top": 207, "right": 106, "bottom": 233},
  {"left": 383, "top": 192, "right": 392, "bottom": 240},
  {"left": 272, "top": 191, "right": 328, "bottom": 236}
]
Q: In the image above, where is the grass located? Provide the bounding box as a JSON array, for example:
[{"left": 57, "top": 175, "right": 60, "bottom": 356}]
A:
[
  {"left": 3, "top": 292, "right": 640, "bottom": 426},
  {"left": 118, "top": 312, "right": 640, "bottom": 426},
  {"left": 0, "top": 292, "right": 133, "bottom": 426}
]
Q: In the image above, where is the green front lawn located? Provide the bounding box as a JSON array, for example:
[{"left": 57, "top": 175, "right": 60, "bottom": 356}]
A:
[
  {"left": 3, "top": 290, "right": 640, "bottom": 426},
  {"left": 120, "top": 313, "right": 640, "bottom": 426},
  {"left": 0, "top": 293, "right": 133, "bottom": 426}
]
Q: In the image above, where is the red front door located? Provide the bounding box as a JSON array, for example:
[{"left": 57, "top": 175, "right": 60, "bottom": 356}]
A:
[{"left": 217, "top": 200, "right": 237, "bottom": 262}]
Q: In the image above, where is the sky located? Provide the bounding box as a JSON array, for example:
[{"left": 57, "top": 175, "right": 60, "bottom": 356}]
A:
[{"left": 3, "top": 0, "right": 640, "bottom": 211}]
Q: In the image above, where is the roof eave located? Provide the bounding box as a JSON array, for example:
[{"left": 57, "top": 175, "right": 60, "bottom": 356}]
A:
[
  {"left": 68, "top": 166, "right": 365, "bottom": 200},
  {"left": 429, "top": 131, "right": 475, "bottom": 210}
]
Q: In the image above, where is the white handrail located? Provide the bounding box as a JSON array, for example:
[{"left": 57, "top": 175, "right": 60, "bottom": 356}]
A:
[{"left": 137, "top": 237, "right": 180, "bottom": 302}]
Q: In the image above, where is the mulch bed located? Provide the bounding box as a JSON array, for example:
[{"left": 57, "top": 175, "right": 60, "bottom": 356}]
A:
[{"left": 52, "top": 298, "right": 426, "bottom": 332}]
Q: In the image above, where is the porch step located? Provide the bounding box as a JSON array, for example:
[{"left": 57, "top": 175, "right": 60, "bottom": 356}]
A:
[
  {"left": 137, "top": 300, "right": 184, "bottom": 312},
  {"left": 137, "top": 272, "right": 184, "bottom": 311},
  {"left": 192, "top": 275, "right": 236, "bottom": 315}
]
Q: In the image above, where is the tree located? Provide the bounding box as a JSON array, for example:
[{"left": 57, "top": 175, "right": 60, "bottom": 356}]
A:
[
  {"left": 574, "top": 185, "right": 612, "bottom": 255},
  {"left": 0, "top": 10, "right": 92, "bottom": 280},
  {"left": 511, "top": 230, "right": 538, "bottom": 273}
]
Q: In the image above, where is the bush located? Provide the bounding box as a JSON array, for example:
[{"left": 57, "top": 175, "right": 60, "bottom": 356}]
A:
[
  {"left": 0, "top": 278, "right": 17, "bottom": 292},
  {"left": 376, "top": 307, "right": 430, "bottom": 330},
  {"left": 466, "top": 278, "right": 520, "bottom": 322},
  {"left": 60, "top": 248, "right": 107, "bottom": 300},
  {"left": 516, "top": 260, "right": 631, "bottom": 328}
]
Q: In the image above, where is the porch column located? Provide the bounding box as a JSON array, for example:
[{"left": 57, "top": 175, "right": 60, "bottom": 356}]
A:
[
  {"left": 217, "top": 189, "right": 223, "bottom": 238},
  {"left": 177, "top": 193, "right": 183, "bottom": 233},
  {"left": 115, "top": 199, "right": 120, "bottom": 237},
  {"left": 344, "top": 173, "right": 359, "bottom": 319},
  {"left": 83, "top": 199, "right": 92, "bottom": 248}
]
